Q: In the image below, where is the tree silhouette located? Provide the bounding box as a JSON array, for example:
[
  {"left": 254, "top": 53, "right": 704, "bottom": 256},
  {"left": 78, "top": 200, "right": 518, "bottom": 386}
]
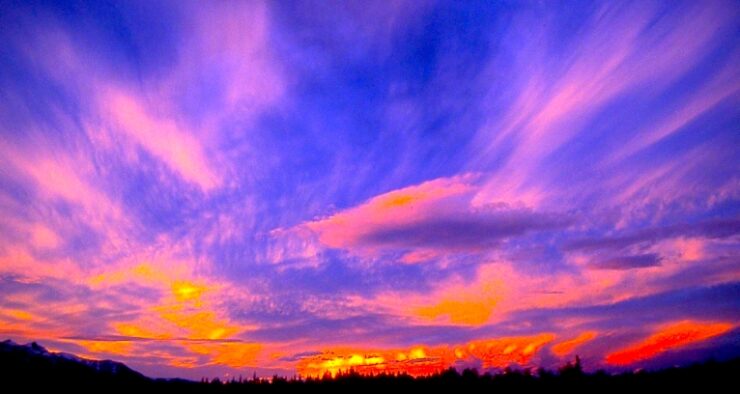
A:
[{"left": 1, "top": 339, "right": 737, "bottom": 391}]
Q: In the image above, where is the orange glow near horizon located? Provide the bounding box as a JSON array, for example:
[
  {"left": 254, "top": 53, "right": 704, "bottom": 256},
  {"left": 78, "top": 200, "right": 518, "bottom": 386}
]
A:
[
  {"left": 185, "top": 342, "right": 263, "bottom": 368},
  {"left": 296, "top": 333, "right": 555, "bottom": 377},
  {"left": 296, "top": 346, "right": 450, "bottom": 378},
  {"left": 605, "top": 321, "right": 733, "bottom": 365},
  {"left": 56, "top": 338, "right": 262, "bottom": 370},
  {"left": 464, "top": 334, "right": 555, "bottom": 368}
]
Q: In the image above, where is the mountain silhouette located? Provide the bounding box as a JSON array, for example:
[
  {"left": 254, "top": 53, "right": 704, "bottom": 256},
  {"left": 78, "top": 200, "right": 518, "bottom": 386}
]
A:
[
  {"left": 0, "top": 339, "right": 147, "bottom": 387},
  {"left": 1, "top": 339, "right": 737, "bottom": 391}
]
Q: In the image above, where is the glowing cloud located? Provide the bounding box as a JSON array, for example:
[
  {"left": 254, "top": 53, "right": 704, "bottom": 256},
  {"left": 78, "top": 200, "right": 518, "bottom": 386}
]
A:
[
  {"left": 551, "top": 332, "right": 598, "bottom": 357},
  {"left": 416, "top": 281, "right": 505, "bottom": 325},
  {"left": 296, "top": 333, "right": 555, "bottom": 377},
  {"left": 304, "top": 175, "right": 476, "bottom": 251},
  {"left": 606, "top": 321, "right": 733, "bottom": 365},
  {"left": 299, "top": 174, "right": 569, "bottom": 259}
]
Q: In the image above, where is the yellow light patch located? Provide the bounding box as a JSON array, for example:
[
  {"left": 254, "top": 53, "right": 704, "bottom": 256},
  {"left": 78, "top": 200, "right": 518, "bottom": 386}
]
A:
[{"left": 172, "top": 281, "right": 207, "bottom": 302}]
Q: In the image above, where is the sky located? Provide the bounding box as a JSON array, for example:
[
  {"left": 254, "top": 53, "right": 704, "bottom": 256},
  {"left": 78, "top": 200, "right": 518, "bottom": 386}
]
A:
[{"left": 0, "top": 0, "right": 739, "bottom": 380}]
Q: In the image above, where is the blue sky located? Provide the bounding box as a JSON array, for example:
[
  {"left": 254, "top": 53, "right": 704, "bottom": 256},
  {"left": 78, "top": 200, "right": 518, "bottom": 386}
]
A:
[{"left": 0, "top": 0, "right": 738, "bottom": 378}]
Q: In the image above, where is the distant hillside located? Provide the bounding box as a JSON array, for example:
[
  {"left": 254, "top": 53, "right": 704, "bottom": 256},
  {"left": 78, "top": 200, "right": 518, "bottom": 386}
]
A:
[
  {"left": 1, "top": 339, "right": 738, "bottom": 391},
  {"left": 0, "top": 340, "right": 148, "bottom": 387}
]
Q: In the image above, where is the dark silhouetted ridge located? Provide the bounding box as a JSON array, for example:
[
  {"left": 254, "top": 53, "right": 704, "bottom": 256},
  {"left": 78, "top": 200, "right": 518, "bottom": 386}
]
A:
[
  {"left": 1, "top": 339, "right": 738, "bottom": 391},
  {"left": 0, "top": 339, "right": 147, "bottom": 387}
]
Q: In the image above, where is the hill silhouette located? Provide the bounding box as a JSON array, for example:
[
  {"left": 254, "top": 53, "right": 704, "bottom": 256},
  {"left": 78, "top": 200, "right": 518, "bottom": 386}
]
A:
[
  {"left": 0, "top": 339, "right": 147, "bottom": 387},
  {"left": 1, "top": 339, "right": 737, "bottom": 391}
]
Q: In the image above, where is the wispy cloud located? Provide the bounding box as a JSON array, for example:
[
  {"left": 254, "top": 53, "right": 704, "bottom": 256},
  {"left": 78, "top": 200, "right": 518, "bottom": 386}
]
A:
[{"left": 100, "top": 89, "right": 221, "bottom": 191}]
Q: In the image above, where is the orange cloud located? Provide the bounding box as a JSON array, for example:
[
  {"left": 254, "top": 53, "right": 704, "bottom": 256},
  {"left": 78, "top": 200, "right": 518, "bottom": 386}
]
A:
[
  {"left": 172, "top": 281, "right": 209, "bottom": 304},
  {"left": 606, "top": 321, "right": 733, "bottom": 365},
  {"left": 75, "top": 340, "right": 135, "bottom": 357},
  {"left": 1, "top": 308, "right": 36, "bottom": 322},
  {"left": 155, "top": 306, "right": 238, "bottom": 341},
  {"left": 89, "top": 261, "right": 242, "bottom": 343},
  {"left": 464, "top": 334, "right": 555, "bottom": 368},
  {"left": 551, "top": 331, "right": 597, "bottom": 357},
  {"left": 58, "top": 289, "right": 258, "bottom": 370},
  {"left": 113, "top": 282, "right": 238, "bottom": 342},
  {"left": 401, "top": 262, "right": 586, "bottom": 327},
  {"left": 114, "top": 322, "right": 172, "bottom": 341},
  {"left": 416, "top": 282, "right": 504, "bottom": 325},
  {"left": 0, "top": 305, "right": 70, "bottom": 340},
  {"left": 296, "top": 346, "right": 450, "bottom": 378},
  {"left": 296, "top": 333, "right": 554, "bottom": 377},
  {"left": 56, "top": 337, "right": 262, "bottom": 371},
  {"left": 185, "top": 342, "right": 262, "bottom": 368}
]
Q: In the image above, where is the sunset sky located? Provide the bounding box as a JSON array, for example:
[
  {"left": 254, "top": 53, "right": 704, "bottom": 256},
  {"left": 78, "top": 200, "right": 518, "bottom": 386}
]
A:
[{"left": 0, "top": 0, "right": 738, "bottom": 379}]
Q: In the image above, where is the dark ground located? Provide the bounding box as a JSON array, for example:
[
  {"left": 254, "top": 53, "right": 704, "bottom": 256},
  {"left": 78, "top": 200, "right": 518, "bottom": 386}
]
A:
[{"left": 2, "top": 339, "right": 738, "bottom": 392}]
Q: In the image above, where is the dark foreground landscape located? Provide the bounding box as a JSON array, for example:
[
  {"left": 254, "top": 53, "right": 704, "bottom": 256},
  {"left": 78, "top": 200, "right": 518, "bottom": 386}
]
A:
[{"left": 1, "top": 340, "right": 738, "bottom": 391}]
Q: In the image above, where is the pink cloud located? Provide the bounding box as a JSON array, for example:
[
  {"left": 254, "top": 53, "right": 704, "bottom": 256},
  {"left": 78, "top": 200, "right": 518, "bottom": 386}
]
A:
[
  {"left": 364, "top": 229, "right": 738, "bottom": 327},
  {"left": 304, "top": 174, "right": 476, "bottom": 251},
  {"left": 0, "top": 139, "right": 134, "bottom": 261},
  {"left": 364, "top": 262, "right": 577, "bottom": 326},
  {"left": 472, "top": 1, "right": 734, "bottom": 208},
  {"left": 0, "top": 140, "right": 121, "bottom": 220},
  {"left": 603, "top": 142, "right": 738, "bottom": 229},
  {"left": 606, "top": 53, "right": 740, "bottom": 164},
  {"left": 10, "top": 2, "right": 286, "bottom": 192},
  {"left": 29, "top": 224, "right": 60, "bottom": 249},
  {"left": 101, "top": 89, "right": 221, "bottom": 191},
  {"left": 291, "top": 174, "right": 569, "bottom": 260},
  {"left": 182, "top": 1, "right": 285, "bottom": 113}
]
